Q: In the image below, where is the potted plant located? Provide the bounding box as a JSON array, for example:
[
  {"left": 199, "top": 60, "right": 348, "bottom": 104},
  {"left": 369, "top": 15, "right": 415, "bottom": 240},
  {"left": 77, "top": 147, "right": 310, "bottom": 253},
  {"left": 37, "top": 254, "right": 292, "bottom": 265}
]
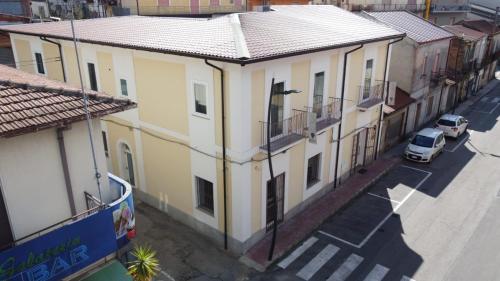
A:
[{"left": 128, "top": 245, "right": 160, "bottom": 281}]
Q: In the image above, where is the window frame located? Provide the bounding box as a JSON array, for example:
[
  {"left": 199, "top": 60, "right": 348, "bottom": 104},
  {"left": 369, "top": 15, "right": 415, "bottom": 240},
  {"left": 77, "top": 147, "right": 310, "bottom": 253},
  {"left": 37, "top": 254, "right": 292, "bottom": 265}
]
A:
[
  {"left": 362, "top": 59, "right": 374, "bottom": 101},
  {"left": 87, "top": 62, "right": 98, "bottom": 91},
  {"left": 102, "top": 131, "right": 109, "bottom": 158},
  {"left": 195, "top": 176, "right": 214, "bottom": 216},
  {"left": 34, "top": 52, "right": 45, "bottom": 75},
  {"left": 119, "top": 79, "right": 128, "bottom": 97},
  {"left": 306, "top": 153, "right": 322, "bottom": 188},
  {"left": 192, "top": 81, "right": 209, "bottom": 118}
]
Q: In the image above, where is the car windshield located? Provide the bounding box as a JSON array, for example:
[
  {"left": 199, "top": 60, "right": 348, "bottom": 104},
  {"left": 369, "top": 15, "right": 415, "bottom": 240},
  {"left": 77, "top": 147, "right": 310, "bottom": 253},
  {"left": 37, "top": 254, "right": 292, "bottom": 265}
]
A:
[
  {"left": 411, "top": 135, "right": 435, "bottom": 148},
  {"left": 437, "top": 119, "right": 456, "bottom": 127}
]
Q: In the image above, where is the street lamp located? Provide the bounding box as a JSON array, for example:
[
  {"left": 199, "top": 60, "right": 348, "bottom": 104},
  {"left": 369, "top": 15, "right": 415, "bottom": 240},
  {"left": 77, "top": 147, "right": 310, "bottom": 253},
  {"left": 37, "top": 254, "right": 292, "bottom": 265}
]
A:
[{"left": 267, "top": 77, "right": 302, "bottom": 261}]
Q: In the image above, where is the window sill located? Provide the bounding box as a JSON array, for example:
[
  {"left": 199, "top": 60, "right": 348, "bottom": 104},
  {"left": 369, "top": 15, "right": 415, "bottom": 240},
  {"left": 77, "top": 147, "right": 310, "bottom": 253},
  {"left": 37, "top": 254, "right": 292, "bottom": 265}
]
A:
[
  {"left": 306, "top": 179, "right": 320, "bottom": 189},
  {"left": 196, "top": 206, "right": 214, "bottom": 217},
  {"left": 192, "top": 112, "right": 210, "bottom": 120}
]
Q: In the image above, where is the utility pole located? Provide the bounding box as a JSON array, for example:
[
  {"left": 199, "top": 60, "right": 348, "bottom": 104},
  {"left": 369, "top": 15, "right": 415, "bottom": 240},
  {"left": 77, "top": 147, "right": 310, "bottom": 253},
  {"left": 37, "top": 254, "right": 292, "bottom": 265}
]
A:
[{"left": 425, "top": 0, "right": 431, "bottom": 20}]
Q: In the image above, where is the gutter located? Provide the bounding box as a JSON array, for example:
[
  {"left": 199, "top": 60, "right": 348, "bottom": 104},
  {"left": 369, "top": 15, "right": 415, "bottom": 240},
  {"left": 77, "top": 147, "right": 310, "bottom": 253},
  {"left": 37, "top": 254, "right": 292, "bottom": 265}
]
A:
[
  {"left": 1, "top": 29, "right": 403, "bottom": 66},
  {"left": 39, "top": 36, "right": 67, "bottom": 82},
  {"left": 56, "top": 126, "right": 77, "bottom": 216},
  {"left": 374, "top": 36, "right": 404, "bottom": 160},
  {"left": 204, "top": 59, "right": 228, "bottom": 250},
  {"left": 334, "top": 44, "right": 363, "bottom": 189}
]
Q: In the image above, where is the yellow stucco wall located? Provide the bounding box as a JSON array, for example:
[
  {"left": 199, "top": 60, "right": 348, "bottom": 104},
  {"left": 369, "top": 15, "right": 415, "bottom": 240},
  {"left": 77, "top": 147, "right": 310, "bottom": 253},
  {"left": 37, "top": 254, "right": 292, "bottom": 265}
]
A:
[
  {"left": 214, "top": 70, "right": 231, "bottom": 149},
  {"left": 291, "top": 60, "right": 310, "bottom": 111},
  {"left": 347, "top": 49, "right": 364, "bottom": 104},
  {"left": 62, "top": 45, "right": 82, "bottom": 88},
  {"left": 322, "top": 129, "right": 332, "bottom": 183},
  {"left": 216, "top": 153, "right": 231, "bottom": 233},
  {"left": 42, "top": 43, "right": 64, "bottom": 81},
  {"left": 329, "top": 54, "right": 339, "bottom": 98},
  {"left": 287, "top": 140, "right": 305, "bottom": 210},
  {"left": 376, "top": 45, "right": 387, "bottom": 82},
  {"left": 97, "top": 52, "right": 117, "bottom": 96},
  {"left": 134, "top": 57, "right": 189, "bottom": 136},
  {"left": 341, "top": 111, "right": 357, "bottom": 176},
  {"left": 251, "top": 70, "right": 265, "bottom": 148},
  {"left": 251, "top": 159, "right": 263, "bottom": 233},
  {"left": 140, "top": 129, "right": 193, "bottom": 215},
  {"left": 14, "top": 39, "right": 34, "bottom": 74}
]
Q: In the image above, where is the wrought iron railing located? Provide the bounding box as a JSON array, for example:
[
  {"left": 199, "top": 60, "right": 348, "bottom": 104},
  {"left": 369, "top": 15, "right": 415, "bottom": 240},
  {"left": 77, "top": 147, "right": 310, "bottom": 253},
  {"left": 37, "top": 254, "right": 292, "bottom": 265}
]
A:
[
  {"left": 260, "top": 111, "right": 308, "bottom": 149},
  {"left": 358, "top": 83, "right": 384, "bottom": 107},
  {"left": 85, "top": 191, "right": 102, "bottom": 213}
]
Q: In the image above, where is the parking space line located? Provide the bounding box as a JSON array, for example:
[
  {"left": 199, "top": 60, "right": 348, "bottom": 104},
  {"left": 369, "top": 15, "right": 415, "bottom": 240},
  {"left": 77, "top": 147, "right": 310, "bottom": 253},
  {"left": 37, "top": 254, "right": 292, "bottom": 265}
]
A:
[
  {"left": 296, "top": 244, "right": 339, "bottom": 280},
  {"left": 367, "top": 192, "right": 401, "bottom": 204},
  {"left": 278, "top": 236, "right": 318, "bottom": 269},
  {"left": 318, "top": 231, "right": 361, "bottom": 248},
  {"left": 444, "top": 136, "right": 469, "bottom": 153},
  {"left": 492, "top": 97, "right": 500, "bottom": 103},
  {"left": 362, "top": 264, "right": 389, "bottom": 281},
  {"left": 326, "top": 253, "right": 364, "bottom": 281}
]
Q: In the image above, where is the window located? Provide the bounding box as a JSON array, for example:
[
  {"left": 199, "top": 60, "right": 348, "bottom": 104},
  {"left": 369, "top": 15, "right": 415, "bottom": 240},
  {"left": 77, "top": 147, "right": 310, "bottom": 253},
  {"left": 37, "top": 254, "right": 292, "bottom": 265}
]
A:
[
  {"left": 102, "top": 131, "right": 109, "bottom": 158},
  {"left": 432, "top": 53, "right": 440, "bottom": 73},
  {"left": 307, "top": 153, "right": 321, "bottom": 188},
  {"left": 313, "top": 72, "right": 325, "bottom": 118},
  {"left": 120, "top": 79, "right": 128, "bottom": 96},
  {"left": 87, "top": 63, "right": 98, "bottom": 91},
  {"left": 426, "top": 95, "right": 434, "bottom": 117},
  {"left": 196, "top": 177, "right": 214, "bottom": 215},
  {"left": 194, "top": 83, "right": 207, "bottom": 115},
  {"left": 270, "top": 82, "right": 285, "bottom": 137},
  {"left": 35, "top": 53, "right": 45, "bottom": 74},
  {"left": 363, "top": 59, "right": 374, "bottom": 100}
]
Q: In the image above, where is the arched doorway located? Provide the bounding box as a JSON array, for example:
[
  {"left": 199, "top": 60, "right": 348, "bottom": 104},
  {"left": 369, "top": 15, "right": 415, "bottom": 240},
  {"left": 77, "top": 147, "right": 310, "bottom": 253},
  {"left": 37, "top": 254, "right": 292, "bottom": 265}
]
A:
[{"left": 120, "top": 143, "right": 135, "bottom": 187}]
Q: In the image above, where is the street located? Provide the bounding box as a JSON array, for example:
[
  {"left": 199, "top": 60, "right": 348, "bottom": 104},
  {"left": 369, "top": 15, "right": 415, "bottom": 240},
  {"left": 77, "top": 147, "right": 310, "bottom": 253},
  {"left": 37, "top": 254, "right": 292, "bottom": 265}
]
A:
[{"left": 253, "top": 80, "right": 500, "bottom": 281}]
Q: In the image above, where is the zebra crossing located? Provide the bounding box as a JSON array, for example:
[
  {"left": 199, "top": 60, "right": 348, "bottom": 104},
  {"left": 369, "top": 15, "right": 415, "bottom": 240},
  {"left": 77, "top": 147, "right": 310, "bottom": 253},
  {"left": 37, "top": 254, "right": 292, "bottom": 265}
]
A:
[{"left": 277, "top": 235, "right": 415, "bottom": 281}]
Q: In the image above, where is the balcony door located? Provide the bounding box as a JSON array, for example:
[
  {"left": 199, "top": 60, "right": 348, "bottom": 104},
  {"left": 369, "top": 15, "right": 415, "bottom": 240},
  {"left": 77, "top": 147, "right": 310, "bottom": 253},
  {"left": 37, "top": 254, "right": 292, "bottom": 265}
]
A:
[
  {"left": 313, "top": 72, "right": 325, "bottom": 119},
  {"left": 266, "top": 173, "right": 285, "bottom": 232},
  {"left": 270, "top": 82, "right": 285, "bottom": 138},
  {"left": 121, "top": 143, "right": 135, "bottom": 187},
  {"left": 362, "top": 59, "right": 374, "bottom": 101},
  {"left": 0, "top": 181, "right": 13, "bottom": 251}
]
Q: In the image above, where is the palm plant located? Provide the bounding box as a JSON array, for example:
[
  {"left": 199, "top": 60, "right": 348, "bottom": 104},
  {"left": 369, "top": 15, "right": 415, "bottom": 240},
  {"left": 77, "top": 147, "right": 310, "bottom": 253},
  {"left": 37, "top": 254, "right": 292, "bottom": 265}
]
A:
[{"left": 128, "top": 245, "right": 160, "bottom": 281}]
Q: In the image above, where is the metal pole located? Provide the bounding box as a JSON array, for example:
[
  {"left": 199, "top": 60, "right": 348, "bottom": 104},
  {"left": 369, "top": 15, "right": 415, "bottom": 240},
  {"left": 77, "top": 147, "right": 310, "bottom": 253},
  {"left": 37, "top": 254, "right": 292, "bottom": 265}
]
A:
[
  {"left": 70, "top": 14, "right": 103, "bottom": 204},
  {"left": 267, "top": 78, "right": 277, "bottom": 261}
]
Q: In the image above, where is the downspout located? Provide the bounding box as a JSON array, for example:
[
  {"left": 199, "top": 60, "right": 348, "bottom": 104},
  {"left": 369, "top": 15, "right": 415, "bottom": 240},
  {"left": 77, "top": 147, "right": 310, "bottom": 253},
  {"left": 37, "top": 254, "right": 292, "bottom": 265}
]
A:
[
  {"left": 204, "top": 59, "right": 228, "bottom": 250},
  {"left": 375, "top": 36, "right": 404, "bottom": 160},
  {"left": 40, "top": 36, "right": 67, "bottom": 82},
  {"left": 334, "top": 44, "right": 363, "bottom": 190},
  {"left": 57, "top": 127, "right": 77, "bottom": 216}
]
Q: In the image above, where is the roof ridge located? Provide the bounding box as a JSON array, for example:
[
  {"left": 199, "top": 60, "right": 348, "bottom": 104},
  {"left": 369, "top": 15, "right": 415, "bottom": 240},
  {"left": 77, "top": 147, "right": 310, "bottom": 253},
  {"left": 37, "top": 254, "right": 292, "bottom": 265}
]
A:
[{"left": 230, "top": 14, "right": 250, "bottom": 60}]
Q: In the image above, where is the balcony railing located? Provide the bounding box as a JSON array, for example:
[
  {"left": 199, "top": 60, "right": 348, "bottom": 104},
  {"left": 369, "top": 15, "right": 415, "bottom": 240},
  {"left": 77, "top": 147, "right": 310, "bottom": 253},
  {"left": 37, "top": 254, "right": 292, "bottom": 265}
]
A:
[
  {"left": 347, "top": 3, "right": 426, "bottom": 12},
  {"left": 358, "top": 83, "right": 385, "bottom": 110},
  {"left": 309, "top": 96, "right": 341, "bottom": 131},
  {"left": 260, "top": 111, "right": 308, "bottom": 152},
  {"left": 430, "top": 4, "right": 470, "bottom": 13}
]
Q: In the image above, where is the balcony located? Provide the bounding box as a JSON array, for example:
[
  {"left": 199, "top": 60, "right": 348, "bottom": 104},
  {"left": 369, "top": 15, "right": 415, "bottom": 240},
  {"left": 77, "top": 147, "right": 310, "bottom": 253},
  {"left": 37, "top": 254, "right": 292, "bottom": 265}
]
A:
[
  {"left": 0, "top": 173, "right": 134, "bottom": 281},
  {"left": 260, "top": 111, "right": 308, "bottom": 152},
  {"left": 357, "top": 83, "right": 384, "bottom": 110},
  {"left": 430, "top": 4, "right": 470, "bottom": 13},
  {"left": 309, "top": 96, "right": 342, "bottom": 131},
  {"left": 431, "top": 69, "right": 447, "bottom": 86}
]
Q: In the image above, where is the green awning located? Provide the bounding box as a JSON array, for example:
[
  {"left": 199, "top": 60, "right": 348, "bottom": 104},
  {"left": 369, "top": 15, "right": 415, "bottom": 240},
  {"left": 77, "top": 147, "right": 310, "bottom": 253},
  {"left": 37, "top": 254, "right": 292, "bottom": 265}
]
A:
[{"left": 81, "top": 260, "right": 133, "bottom": 281}]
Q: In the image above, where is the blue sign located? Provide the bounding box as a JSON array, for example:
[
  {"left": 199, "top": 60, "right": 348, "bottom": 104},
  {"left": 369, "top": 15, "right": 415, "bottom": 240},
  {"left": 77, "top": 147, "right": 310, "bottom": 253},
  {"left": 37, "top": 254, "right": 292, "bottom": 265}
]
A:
[{"left": 0, "top": 209, "right": 118, "bottom": 281}]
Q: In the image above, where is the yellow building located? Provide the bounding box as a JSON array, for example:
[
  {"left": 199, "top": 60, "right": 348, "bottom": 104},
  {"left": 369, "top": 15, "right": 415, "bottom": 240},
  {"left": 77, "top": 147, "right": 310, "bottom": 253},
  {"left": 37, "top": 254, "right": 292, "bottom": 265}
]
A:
[{"left": 1, "top": 5, "right": 404, "bottom": 253}]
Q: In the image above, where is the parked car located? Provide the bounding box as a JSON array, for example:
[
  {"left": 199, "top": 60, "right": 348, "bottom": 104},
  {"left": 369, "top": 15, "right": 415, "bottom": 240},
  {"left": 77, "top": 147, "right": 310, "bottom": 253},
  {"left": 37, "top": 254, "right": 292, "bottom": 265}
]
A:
[
  {"left": 404, "top": 128, "right": 445, "bottom": 163},
  {"left": 434, "top": 114, "right": 468, "bottom": 138}
]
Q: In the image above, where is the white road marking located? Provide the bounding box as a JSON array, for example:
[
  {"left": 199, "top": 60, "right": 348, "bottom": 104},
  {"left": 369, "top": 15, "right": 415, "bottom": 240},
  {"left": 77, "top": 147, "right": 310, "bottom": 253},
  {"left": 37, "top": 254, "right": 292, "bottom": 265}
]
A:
[
  {"left": 492, "top": 97, "right": 500, "bottom": 103},
  {"left": 319, "top": 166, "right": 432, "bottom": 249},
  {"left": 326, "top": 253, "right": 364, "bottom": 281},
  {"left": 401, "top": 276, "right": 416, "bottom": 281},
  {"left": 367, "top": 192, "right": 401, "bottom": 204},
  {"left": 481, "top": 97, "right": 489, "bottom": 102},
  {"left": 362, "top": 264, "right": 390, "bottom": 281},
  {"left": 161, "top": 270, "right": 176, "bottom": 281},
  {"left": 444, "top": 136, "right": 469, "bottom": 153},
  {"left": 278, "top": 236, "right": 318, "bottom": 269},
  {"left": 296, "top": 244, "right": 339, "bottom": 280}
]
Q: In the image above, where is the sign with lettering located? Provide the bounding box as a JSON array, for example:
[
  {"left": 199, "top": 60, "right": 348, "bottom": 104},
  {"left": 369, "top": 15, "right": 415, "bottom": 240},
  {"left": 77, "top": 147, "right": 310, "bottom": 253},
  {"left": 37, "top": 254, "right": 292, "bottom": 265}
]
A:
[{"left": 0, "top": 209, "right": 117, "bottom": 281}]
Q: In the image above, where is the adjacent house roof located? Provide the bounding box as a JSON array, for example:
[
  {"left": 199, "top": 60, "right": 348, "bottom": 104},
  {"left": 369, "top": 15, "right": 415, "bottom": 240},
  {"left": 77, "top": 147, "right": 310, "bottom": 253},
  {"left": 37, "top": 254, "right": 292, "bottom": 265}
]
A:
[
  {"left": 458, "top": 19, "right": 500, "bottom": 35},
  {"left": 442, "top": 25, "right": 487, "bottom": 41},
  {"left": 383, "top": 87, "right": 415, "bottom": 115},
  {"left": 0, "top": 6, "right": 404, "bottom": 64},
  {"left": 0, "top": 65, "right": 136, "bottom": 137},
  {"left": 364, "top": 11, "right": 454, "bottom": 44}
]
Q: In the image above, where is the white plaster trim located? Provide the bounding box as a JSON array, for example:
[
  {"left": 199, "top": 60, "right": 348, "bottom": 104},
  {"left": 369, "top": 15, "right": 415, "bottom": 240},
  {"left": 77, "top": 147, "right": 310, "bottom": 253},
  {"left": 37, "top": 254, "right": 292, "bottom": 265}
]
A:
[
  {"left": 139, "top": 121, "right": 190, "bottom": 142},
  {"left": 230, "top": 14, "right": 250, "bottom": 59}
]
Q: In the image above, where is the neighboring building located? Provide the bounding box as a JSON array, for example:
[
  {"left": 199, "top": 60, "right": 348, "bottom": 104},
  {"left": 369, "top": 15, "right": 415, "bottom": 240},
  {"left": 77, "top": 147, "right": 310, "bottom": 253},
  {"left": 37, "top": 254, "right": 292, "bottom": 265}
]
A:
[
  {"left": 0, "top": 65, "right": 137, "bottom": 280},
  {"left": 0, "top": 5, "right": 404, "bottom": 253},
  {"left": 442, "top": 24, "right": 487, "bottom": 109},
  {"left": 329, "top": 0, "right": 426, "bottom": 15},
  {"left": 469, "top": 0, "right": 499, "bottom": 22},
  {"left": 249, "top": 0, "right": 309, "bottom": 12},
  {"left": 0, "top": 0, "right": 31, "bottom": 19},
  {"left": 428, "top": 0, "right": 471, "bottom": 25},
  {"left": 116, "top": 0, "right": 246, "bottom": 16},
  {"left": 458, "top": 19, "right": 500, "bottom": 84},
  {"left": 380, "top": 87, "right": 415, "bottom": 152},
  {"left": 365, "top": 11, "right": 454, "bottom": 136}
]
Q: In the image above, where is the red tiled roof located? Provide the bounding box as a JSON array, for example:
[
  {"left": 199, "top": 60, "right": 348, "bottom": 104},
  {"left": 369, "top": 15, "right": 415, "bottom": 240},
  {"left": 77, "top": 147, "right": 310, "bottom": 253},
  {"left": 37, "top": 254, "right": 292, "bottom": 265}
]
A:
[
  {"left": 384, "top": 87, "right": 415, "bottom": 115},
  {"left": 459, "top": 19, "right": 500, "bottom": 35},
  {"left": 442, "top": 25, "right": 487, "bottom": 41},
  {"left": 365, "top": 11, "right": 455, "bottom": 44},
  {"left": 0, "top": 65, "right": 136, "bottom": 137},
  {"left": 0, "top": 6, "right": 404, "bottom": 64}
]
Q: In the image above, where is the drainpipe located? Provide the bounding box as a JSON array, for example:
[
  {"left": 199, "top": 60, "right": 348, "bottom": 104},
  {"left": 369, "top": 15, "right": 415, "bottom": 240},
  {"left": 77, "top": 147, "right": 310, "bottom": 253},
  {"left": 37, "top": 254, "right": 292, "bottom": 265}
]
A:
[
  {"left": 204, "top": 59, "right": 228, "bottom": 250},
  {"left": 334, "top": 44, "right": 363, "bottom": 190},
  {"left": 57, "top": 127, "right": 77, "bottom": 216},
  {"left": 375, "top": 36, "right": 404, "bottom": 160},
  {"left": 40, "top": 36, "right": 66, "bottom": 82}
]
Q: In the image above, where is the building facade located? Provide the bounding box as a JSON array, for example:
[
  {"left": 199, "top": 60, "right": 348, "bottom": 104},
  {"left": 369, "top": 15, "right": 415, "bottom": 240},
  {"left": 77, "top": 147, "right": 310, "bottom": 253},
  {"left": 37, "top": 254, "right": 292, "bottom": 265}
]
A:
[
  {"left": 428, "top": 0, "right": 470, "bottom": 25},
  {"left": 1, "top": 5, "right": 404, "bottom": 253}
]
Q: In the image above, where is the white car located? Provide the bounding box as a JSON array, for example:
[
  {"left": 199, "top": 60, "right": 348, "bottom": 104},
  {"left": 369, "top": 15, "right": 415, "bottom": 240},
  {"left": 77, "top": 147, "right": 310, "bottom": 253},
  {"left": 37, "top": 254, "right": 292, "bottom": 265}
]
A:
[
  {"left": 404, "top": 128, "right": 445, "bottom": 163},
  {"left": 434, "top": 114, "right": 468, "bottom": 138}
]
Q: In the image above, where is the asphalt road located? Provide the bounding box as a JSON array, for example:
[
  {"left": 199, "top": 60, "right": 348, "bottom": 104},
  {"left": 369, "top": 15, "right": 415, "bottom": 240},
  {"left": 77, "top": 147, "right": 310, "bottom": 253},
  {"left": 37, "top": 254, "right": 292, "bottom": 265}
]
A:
[{"left": 255, "top": 80, "right": 500, "bottom": 281}]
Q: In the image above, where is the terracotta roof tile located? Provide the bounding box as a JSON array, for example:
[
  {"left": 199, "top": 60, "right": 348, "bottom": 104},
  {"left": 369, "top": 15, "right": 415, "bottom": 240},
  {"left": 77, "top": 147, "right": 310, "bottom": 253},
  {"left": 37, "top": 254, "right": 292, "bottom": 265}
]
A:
[
  {"left": 442, "top": 25, "right": 487, "bottom": 41},
  {"left": 0, "top": 65, "right": 136, "bottom": 137}
]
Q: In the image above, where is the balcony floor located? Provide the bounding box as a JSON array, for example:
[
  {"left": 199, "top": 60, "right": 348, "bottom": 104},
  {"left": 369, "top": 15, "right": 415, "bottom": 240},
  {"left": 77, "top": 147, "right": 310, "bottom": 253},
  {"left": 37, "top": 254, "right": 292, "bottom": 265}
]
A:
[
  {"left": 261, "top": 133, "right": 304, "bottom": 152},
  {"left": 317, "top": 117, "right": 341, "bottom": 131},
  {"left": 358, "top": 98, "right": 384, "bottom": 110}
]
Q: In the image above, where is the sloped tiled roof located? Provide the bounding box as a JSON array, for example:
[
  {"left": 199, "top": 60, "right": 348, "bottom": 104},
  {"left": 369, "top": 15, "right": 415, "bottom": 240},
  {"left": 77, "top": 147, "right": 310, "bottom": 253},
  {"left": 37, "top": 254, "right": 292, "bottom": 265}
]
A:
[
  {"left": 0, "top": 6, "right": 404, "bottom": 64},
  {"left": 365, "top": 11, "right": 454, "bottom": 44},
  {"left": 442, "top": 25, "right": 487, "bottom": 41},
  {"left": 459, "top": 19, "right": 500, "bottom": 35},
  {"left": 0, "top": 65, "right": 136, "bottom": 137}
]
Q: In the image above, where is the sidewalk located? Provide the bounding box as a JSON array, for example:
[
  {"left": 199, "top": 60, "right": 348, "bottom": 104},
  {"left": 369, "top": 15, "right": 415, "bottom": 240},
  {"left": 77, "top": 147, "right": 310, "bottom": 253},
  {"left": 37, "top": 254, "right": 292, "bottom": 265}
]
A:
[{"left": 240, "top": 156, "right": 401, "bottom": 271}]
